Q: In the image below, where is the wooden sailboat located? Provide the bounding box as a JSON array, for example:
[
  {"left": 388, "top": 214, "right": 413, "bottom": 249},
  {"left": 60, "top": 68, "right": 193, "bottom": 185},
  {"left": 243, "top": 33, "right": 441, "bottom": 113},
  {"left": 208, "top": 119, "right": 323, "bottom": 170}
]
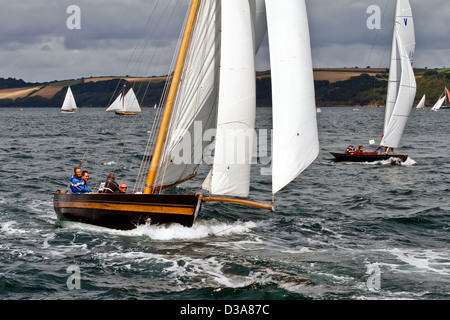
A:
[
  {"left": 60, "top": 86, "right": 78, "bottom": 113},
  {"left": 54, "top": 0, "right": 319, "bottom": 230},
  {"left": 431, "top": 87, "right": 450, "bottom": 111},
  {"left": 331, "top": 0, "right": 416, "bottom": 163},
  {"left": 106, "top": 85, "right": 141, "bottom": 115}
]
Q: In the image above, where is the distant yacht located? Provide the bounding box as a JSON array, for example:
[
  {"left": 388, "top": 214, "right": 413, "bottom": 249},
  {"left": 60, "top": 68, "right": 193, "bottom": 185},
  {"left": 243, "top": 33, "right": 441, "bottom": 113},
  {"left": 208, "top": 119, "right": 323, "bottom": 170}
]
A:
[{"left": 60, "top": 86, "right": 78, "bottom": 113}]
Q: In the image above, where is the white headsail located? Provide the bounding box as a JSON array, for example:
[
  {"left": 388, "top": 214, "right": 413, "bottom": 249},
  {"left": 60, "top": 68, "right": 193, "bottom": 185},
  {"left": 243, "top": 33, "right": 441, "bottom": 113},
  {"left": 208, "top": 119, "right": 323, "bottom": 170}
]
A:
[
  {"left": 106, "top": 93, "right": 123, "bottom": 112},
  {"left": 266, "top": 0, "right": 319, "bottom": 194},
  {"left": 380, "top": 0, "right": 416, "bottom": 149},
  {"left": 203, "top": 0, "right": 256, "bottom": 197}
]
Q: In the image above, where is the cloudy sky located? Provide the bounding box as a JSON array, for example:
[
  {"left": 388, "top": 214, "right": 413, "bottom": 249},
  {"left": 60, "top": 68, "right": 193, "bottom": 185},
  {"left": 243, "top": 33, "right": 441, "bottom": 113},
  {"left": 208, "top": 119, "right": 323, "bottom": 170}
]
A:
[{"left": 1, "top": 0, "right": 449, "bottom": 83}]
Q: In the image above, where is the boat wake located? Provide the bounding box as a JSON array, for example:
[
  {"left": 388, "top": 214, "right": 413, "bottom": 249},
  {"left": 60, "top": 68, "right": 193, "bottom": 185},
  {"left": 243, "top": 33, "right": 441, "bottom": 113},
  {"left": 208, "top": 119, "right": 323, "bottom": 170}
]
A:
[
  {"left": 362, "top": 156, "right": 417, "bottom": 166},
  {"left": 57, "top": 218, "right": 259, "bottom": 241}
]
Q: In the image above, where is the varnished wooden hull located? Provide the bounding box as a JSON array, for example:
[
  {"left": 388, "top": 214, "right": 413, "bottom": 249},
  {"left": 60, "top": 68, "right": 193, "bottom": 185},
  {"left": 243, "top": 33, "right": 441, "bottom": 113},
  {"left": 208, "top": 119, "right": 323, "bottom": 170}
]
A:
[
  {"left": 330, "top": 152, "right": 408, "bottom": 163},
  {"left": 53, "top": 191, "right": 201, "bottom": 230},
  {"left": 115, "top": 111, "right": 138, "bottom": 115}
]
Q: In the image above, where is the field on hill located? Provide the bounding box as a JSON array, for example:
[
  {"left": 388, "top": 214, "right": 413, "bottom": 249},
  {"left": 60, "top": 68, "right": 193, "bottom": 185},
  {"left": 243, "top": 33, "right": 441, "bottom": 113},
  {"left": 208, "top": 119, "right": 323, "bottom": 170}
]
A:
[{"left": 1, "top": 68, "right": 448, "bottom": 108}]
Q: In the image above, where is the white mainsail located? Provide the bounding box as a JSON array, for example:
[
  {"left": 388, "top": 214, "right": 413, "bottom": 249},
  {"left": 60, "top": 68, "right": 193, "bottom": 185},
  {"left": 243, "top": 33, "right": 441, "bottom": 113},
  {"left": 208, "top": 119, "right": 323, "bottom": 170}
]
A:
[
  {"left": 266, "top": 0, "right": 319, "bottom": 194},
  {"left": 380, "top": 0, "right": 416, "bottom": 149},
  {"left": 61, "top": 86, "right": 77, "bottom": 112},
  {"left": 121, "top": 88, "right": 141, "bottom": 113},
  {"left": 416, "top": 94, "right": 425, "bottom": 109},
  {"left": 105, "top": 93, "right": 123, "bottom": 112},
  {"left": 154, "top": 0, "right": 220, "bottom": 189}
]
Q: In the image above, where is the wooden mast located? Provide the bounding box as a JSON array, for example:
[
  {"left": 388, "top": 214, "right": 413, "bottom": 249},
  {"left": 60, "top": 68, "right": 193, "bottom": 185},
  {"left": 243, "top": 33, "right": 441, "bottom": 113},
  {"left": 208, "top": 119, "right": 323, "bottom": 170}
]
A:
[{"left": 143, "top": 0, "right": 200, "bottom": 194}]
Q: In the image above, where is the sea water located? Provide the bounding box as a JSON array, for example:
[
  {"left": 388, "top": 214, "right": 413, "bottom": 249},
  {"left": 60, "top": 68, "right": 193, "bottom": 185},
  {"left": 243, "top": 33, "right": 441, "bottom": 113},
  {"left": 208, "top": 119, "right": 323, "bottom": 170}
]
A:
[{"left": 0, "top": 107, "right": 448, "bottom": 302}]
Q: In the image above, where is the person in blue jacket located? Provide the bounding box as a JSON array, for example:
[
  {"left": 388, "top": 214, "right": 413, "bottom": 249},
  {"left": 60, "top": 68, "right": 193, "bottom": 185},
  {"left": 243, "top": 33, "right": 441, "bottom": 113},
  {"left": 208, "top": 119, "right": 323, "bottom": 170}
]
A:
[{"left": 70, "top": 167, "right": 92, "bottom": 194}]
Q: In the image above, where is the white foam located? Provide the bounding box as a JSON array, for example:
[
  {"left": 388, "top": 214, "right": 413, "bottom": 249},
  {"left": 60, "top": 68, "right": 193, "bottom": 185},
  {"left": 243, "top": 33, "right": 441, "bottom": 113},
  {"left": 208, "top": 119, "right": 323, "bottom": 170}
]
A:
[
  {"left": 0, "top": 221, "right": 27, "bottom": 235},
  {"left": 58, "top": 218, "right": 259, "bottom": 241},
  {"left": 129, "top": 219, "right": 258, "bottom": 240},
  {"left": 384, "top": 248, "right": 450, "bottom": 275},
  {"left": 361, "top": 156, "right": 417, "bottom": 166}
]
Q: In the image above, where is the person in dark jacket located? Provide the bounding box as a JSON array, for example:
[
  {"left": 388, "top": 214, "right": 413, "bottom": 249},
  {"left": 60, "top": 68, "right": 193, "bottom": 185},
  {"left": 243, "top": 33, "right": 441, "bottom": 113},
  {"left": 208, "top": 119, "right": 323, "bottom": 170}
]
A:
[{"left": 104, "top": 173, "right": 120, "bottom": 193}]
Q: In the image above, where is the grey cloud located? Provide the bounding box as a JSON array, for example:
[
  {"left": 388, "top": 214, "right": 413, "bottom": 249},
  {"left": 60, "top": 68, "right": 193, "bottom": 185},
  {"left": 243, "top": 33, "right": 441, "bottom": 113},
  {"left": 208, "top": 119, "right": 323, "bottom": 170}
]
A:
[{"left": 1, "top": 0, "right": 449, "bottom": 82}]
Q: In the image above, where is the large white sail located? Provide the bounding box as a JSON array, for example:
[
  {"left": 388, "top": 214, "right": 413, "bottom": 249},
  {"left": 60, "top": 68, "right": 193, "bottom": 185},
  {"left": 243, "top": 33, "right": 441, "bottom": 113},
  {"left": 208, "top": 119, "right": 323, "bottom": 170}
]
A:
[
  {"left": 266, "top": 0, "right": 319, "bottom": 194},
  {"left": 384, "top": 0, "right": 415, "bottom": 130},
  {"left": 380, "top": 0, "right": 416, "bottom": 149},
  {"left": 154, "top": 0, "right": 220, "bottom": 189},
  {"left": 203, "top": 0, "right": 256, "bottom": 197},
  {"left": 61, "top": 86, "right": 77, "bottom": 112}
]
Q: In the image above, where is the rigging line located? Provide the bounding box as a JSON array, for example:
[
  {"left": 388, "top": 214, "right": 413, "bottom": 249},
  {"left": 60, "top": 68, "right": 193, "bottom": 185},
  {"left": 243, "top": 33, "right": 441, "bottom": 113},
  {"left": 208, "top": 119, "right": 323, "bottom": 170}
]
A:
[
  {"left": 135, "top": 84, "right": 169, "bottom": 191},
  {"left": 136, "top": 0, "right": 182, "bottom": 108},
  {"left": 130, "top": 3, "right": 171, "bottom": 97},
  {"left": 126, "top": 5, "right": 162, "bottom": 79},
  {"left": 138, "top": 0, "right": 190, "bottom": 192},
  {"left": 135, "top": 36, "right": 180, "bottom": 191},
  {"left": 379, "top": 0, "right": 395, "bottom": 69},
  {"left": 106, "top": 2, "right": 174, "bottom": 184},
  {"left": 366, "top": 0, "right": 391, "bottom": 68},
  {"left": 78, "top": 1, "right": 162, "bottom": 171},
  {"left": 106, "top": 1, "right": 162, "bottom": 110},
  {"left": 136, "top": 71, "right": 173, "bottom": 191}
]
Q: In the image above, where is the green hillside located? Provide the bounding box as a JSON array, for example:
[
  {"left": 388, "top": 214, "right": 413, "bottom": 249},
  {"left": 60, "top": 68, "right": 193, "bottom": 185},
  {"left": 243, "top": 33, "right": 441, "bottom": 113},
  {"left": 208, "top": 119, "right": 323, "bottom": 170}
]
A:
[{"left": 1, "top": 68, "right": 449, "bottom": 108}]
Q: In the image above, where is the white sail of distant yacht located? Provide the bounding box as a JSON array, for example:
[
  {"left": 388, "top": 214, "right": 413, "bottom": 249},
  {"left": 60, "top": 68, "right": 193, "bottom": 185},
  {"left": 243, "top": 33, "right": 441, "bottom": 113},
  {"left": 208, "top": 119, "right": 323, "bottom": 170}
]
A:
[
  {"left": 416, "top": 94, "right": 425, "bottom": 109},
  {"left": 108, "top": 88, "right": 141, "bottom": 115},
  {"left": 431, "top": 96, "right": 445, "bottom": 111},
  {"left": 379, "top": 0, "right": 416, "bottom": 149},
  {"left": 60, "top": 86, "right": 78, "bottom": 113},
  {"left": 54, "top": 0, "right": 320, "bottom": 230},
  {"left": 105, "top": 93, "right": 122, "bottom": 112}
]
